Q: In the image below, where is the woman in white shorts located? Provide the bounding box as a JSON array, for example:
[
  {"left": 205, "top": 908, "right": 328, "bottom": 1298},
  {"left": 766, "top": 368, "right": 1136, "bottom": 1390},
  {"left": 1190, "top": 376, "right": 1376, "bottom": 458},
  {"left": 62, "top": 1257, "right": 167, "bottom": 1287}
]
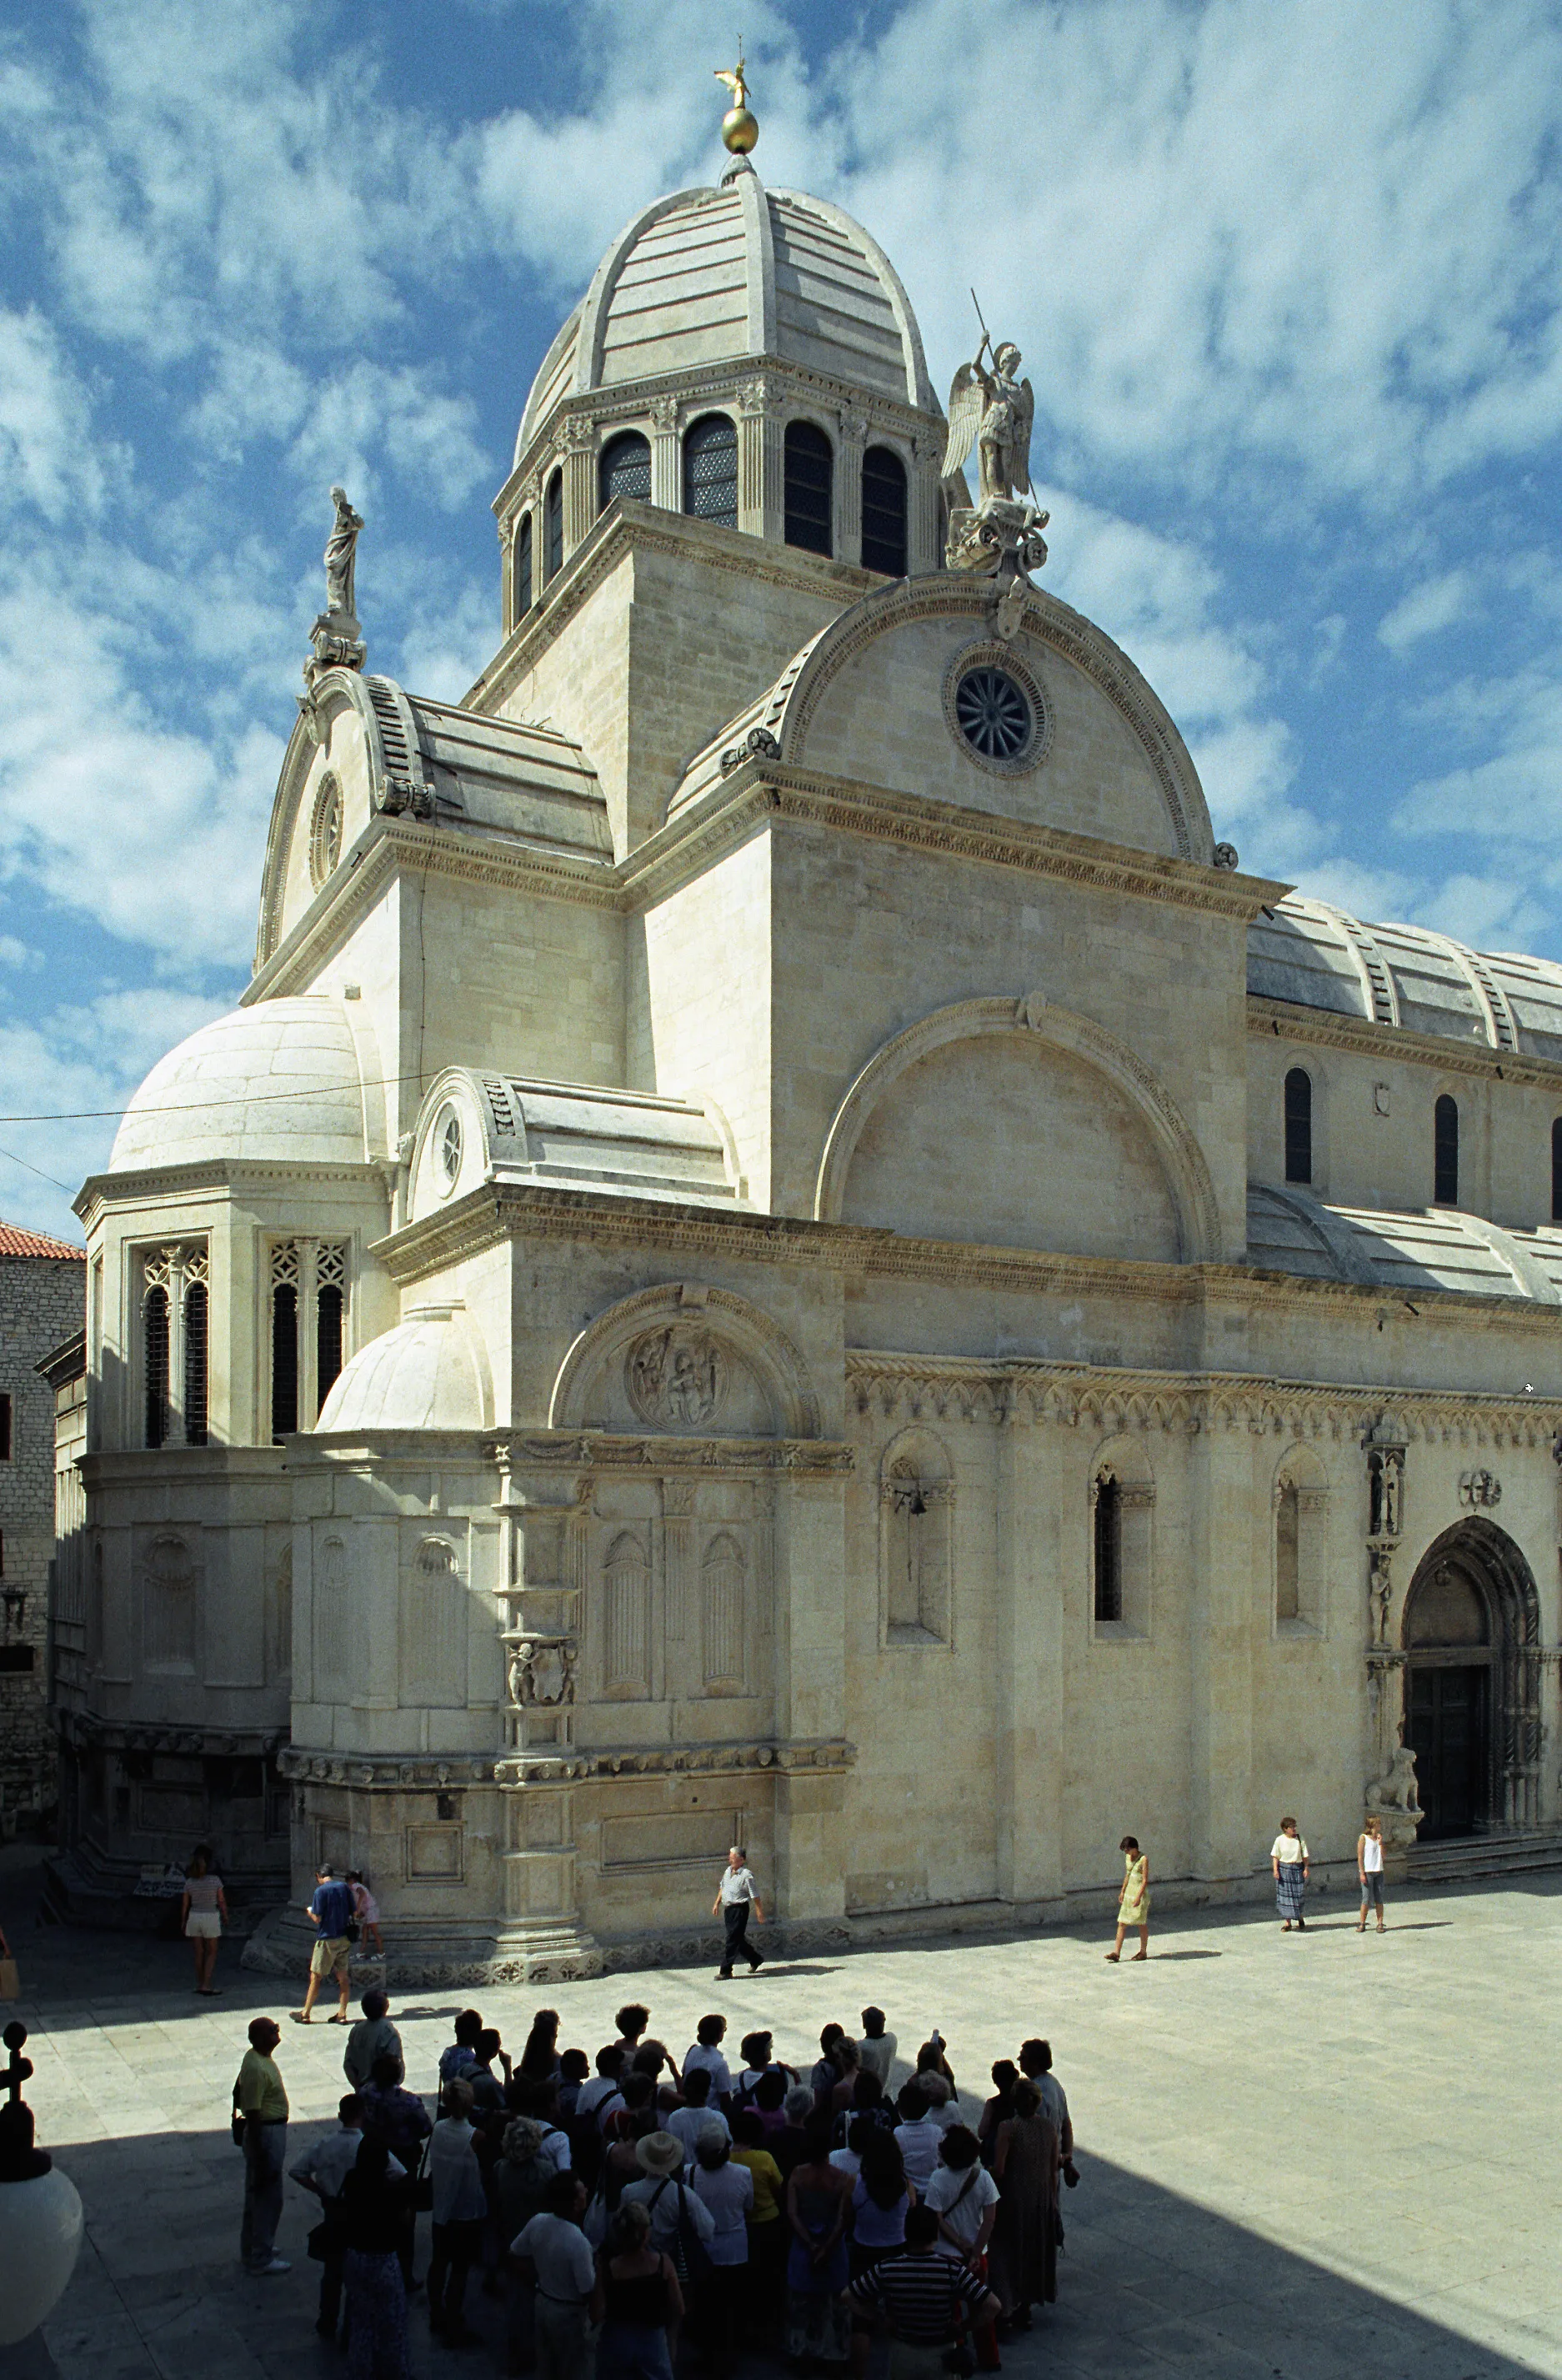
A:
[
  {"left": 1357, "top": 1816, "right": 1387, "bottom": 1934},
  {"left": 180, "top": 1847, "right": 228, "bottom": 1994}
]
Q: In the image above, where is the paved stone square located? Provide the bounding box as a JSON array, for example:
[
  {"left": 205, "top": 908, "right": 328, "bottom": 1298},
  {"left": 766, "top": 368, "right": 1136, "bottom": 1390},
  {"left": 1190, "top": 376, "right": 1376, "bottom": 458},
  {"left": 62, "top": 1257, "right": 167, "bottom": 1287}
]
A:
[{"left": 1, "top": 1857, "right": 1559, "bottom": 2380}]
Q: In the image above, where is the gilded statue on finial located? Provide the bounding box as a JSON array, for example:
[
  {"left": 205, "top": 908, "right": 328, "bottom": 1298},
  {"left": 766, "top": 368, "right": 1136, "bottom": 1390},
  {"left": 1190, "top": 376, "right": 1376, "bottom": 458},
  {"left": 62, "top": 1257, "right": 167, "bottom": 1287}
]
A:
[
  {"left": 715, "top": 50, "right": 758, "bottom": 153},
  {"left": 941, "top": 294, "right": 1049, "bottom": 639}
]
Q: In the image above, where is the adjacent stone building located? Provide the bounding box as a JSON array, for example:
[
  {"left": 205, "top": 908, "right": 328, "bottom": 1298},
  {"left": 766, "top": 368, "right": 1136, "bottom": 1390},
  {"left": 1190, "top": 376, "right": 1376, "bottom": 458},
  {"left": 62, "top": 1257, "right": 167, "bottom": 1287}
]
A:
[
  {"left": 48, "top": 130, "right": 1562, "bottom": 1975},
  {"left": 0, "top": 1222, "right": 85, "bottom": 1827}
]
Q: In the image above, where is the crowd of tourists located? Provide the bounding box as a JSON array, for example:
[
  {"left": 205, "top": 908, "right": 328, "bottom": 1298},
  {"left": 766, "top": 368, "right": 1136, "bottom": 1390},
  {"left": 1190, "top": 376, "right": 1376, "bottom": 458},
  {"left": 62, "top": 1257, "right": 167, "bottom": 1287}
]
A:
[{"left": 233, "top": 1992, "right": 1079, "bottom": 2379}]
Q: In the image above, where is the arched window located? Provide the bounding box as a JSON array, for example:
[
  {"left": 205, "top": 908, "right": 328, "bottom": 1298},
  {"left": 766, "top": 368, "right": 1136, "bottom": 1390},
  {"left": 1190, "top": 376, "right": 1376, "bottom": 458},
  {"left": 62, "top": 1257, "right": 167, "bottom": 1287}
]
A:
[
  {"left": 1284, "top": 1066, "right": 1313, "bottom": 1185},
  {"left": 1274, "top": 1451, "right": 1329, "bottom": 1633},
  {"left": 683, "top": 412, "right": 738, "bottom": 525},
  {"left": 860, "top": 444, "right": 908, "bottom": 576},
  {"left": 514, "top": 512, "right": 533, "bottom": 616},
  {"left": 1275, "top": 1480, "right": 1299, "bottom": 1621},
  {"left": 544, "top": 469, "right": 563, "bottom": 580},
  {"left": 1093, "top": 1471, "right": 1122, "bottom": 1624},
  {"left": 317, "top": 1275, "right": 343, "bottom": 1410},
  {"left": 271, "top": 1254, "right": 298, "bottom": 1441},
  {"left": 784, "top": 420, "right": 834, "bottom": 557},
  {"left": 144, "top": 1286, "right": 169, "bottom": 1450},
  {"left": 598, "top": 429, "right": 651, "bottom": 512},
  {"left": 1434, "top": 1094, "right": 1459, "bottom": 1205},
  {"left": 1551, "top": 1118, "right": 1562, "bottom": 1221},
  {"left": 879, "top": 1433, "right": 954, "bottom": 1646},
  {"left": 183, "top": 1280, "right": 208, "bottom": 1447}
]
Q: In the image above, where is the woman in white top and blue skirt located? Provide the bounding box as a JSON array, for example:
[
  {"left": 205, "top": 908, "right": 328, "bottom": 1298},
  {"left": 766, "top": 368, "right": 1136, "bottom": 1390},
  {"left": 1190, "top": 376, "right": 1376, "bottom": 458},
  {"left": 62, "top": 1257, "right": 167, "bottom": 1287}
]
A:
[{"left": 1270, "top": 1819, "right": 1309, "bottom": 1932}]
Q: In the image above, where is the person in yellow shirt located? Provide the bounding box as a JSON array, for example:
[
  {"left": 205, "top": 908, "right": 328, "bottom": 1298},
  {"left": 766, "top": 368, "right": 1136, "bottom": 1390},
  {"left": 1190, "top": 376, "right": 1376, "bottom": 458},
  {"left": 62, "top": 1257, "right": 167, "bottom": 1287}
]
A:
[
  {"left": 731, "top": 2107, "right": 786, "bottom": 2332},
  {"left": 236, "top": 2017, "right": 292, "bottom": 2275}
]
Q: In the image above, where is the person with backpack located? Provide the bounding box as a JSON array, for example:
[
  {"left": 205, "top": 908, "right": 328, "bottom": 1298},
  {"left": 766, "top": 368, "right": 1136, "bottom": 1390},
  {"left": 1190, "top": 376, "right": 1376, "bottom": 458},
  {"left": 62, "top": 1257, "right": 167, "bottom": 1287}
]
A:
[{"left": 496, "top": 2116, "right": 561, "bottom": 2372}]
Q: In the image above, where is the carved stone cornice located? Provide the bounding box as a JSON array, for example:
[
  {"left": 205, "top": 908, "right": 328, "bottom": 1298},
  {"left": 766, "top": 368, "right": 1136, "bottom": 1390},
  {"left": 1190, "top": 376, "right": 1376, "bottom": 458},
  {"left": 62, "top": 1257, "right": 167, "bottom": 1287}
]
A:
[
  {"left": 278, "top": 1748, "right": 498, "bottom": 1788},
  {"left": 487, "top": 1431, "right": 853, "bottom": 1476},
  {"left": 846, "top": 1350, "right": 1562, "bottom": 1446},
  {"left": 493, "top": 1735, "right": 857, "bottom": 1787},
  {"left": 75, "top": 1158, "right": 388, "bottom": 1230},
  {"left": 56, "top": 1710, "right": 287, "bottom": 1756},
  {"left": 1249, "top": 997, "right": 1562, "bottom": 1089},
  {"left": 371, "top": 1178, "right": 1562, "bottom": 1340},
  {"left": 623, "top": 769, "right": 1280, "bottom": 922}
]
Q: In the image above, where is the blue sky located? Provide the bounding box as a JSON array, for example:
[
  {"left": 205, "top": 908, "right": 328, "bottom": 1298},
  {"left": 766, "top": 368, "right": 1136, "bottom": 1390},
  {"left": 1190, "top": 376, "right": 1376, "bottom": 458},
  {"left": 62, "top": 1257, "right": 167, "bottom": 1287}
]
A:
[{"left": 2, "top": 0, "right": 1561, "bottom": 1240}]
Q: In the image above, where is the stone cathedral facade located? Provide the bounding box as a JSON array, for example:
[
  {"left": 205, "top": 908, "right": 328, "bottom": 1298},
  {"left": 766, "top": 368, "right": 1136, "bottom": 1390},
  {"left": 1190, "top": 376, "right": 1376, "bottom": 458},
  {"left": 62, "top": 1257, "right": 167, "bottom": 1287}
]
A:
[{"left": 49, "top": 139, "right": 1562, "bottom": 1975}]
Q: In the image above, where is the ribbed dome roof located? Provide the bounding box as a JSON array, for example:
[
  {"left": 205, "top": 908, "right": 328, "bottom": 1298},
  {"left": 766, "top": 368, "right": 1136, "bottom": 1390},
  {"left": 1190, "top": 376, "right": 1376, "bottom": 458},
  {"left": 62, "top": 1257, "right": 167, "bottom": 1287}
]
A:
[
  {"left": 517, "top": 163, "right": 934, "bottom": 463},
  {"left": 109, "top": 998, "right": 369, "bottom": 1174},
  {"left": 1248, "top": 894, "right": 1562, "bottom": 1058}
]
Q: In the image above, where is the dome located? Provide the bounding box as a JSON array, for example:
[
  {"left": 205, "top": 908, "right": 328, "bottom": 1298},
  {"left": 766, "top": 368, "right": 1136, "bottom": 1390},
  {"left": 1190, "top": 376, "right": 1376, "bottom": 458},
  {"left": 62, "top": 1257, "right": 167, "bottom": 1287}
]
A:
[
  {"left": 516, "top": 163, "right": 935, "bottom": 463},
  {"left": 316, "top": 1302, "right": 490, "bottom": 1432},
  {"left": 108, "top": 997, "right": 370, "bottom": 1174}
]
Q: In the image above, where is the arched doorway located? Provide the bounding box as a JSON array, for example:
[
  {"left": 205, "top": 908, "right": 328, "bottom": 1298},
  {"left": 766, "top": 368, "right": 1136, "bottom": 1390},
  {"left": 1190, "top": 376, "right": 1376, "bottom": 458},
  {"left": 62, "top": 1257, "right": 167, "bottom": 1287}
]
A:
[{"left": 1402, "top": 1521, "right": 1542, "bottom": 1838}]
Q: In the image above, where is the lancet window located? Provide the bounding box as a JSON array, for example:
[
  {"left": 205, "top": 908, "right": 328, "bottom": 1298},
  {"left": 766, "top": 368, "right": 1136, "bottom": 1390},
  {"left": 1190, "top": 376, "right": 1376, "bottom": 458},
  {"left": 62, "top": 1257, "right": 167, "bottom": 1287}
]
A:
[
  {"left": 514, "top": 511, "right": 533, "bottom": 618},
  {"left": 860, "top": 444, "right": 908, "bottom": 576},
  {"left": 1283, "top": 1066, "right": 1313, "bottom": 1185},
  {"left": 269, "top": 1240, "right": 348, "bottom": 1441},
  {"left": 1434, "top": 1094, "right": 1459, "bottom": 1206},
  {"left": 683, "top": 413, "right": 738, "bottom": 526},
  {"left": 544, "top": 470, "right": 563, "bottom": 580},
  {"left": 598, "top": 430, "right": 652, "bottom": 511},
  {"left": 1090, "top": 1442, "right": 1154, "bottom": 1636},
  {"left": 784, "top": 419, "right": 834, "bottom": 557},
  {"left": 141, "top": 1244, "right": 209, "bottom": 1449}
]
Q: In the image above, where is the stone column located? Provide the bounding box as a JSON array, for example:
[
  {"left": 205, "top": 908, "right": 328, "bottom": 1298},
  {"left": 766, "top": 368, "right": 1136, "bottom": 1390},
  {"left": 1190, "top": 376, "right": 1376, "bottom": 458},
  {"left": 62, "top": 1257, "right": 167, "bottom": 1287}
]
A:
[
  {"left": 650, "top": 397, "right": 681, "bottom": 512},
  {"left": 837, "top": 408, "right": 867, "bottom": 569},
  {"left": 562, "top": 418, "right": 597, "bottom": 556},
  {"left": 1189, "top": 1424, "right": 1254, "bottom": 1881},
  {"left": 994, "top": 1399, "right": 1064, "bottom": 1906},
  {"left": 492, "top": 1450, "right": 600, "bottom": 1974}
]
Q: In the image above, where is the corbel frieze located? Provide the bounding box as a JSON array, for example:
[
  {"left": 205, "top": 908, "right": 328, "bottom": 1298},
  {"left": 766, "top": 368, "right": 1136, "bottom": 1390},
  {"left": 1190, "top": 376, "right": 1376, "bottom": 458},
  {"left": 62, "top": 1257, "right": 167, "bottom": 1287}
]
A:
[
  {"left": 493, "top": 1735, "right": 857, "bottom": 1788},
  {"left": 485, "top": 1431, "right": 854, "bottom": 1476},
  {"left": 57, "top": 1711, "right": 288, "bottom": 1756},
  {"left": 846, "top": 1351, "right": 1562, "bottom": 1448},
  {"left": 278, "top": 1748, "right": 498, "bottom": 1790}
]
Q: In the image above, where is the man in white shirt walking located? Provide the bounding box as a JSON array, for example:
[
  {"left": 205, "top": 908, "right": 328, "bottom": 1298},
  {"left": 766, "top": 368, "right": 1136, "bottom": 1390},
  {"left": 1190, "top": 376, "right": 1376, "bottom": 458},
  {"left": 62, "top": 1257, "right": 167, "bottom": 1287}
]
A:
[{"left": 713, "top": 1845, "right": 766, "bottom": 1979}]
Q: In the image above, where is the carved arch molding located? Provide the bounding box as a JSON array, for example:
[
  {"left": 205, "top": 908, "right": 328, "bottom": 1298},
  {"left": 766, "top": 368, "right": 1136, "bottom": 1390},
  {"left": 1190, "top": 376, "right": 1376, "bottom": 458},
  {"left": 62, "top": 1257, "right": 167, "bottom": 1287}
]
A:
[
  {"left": 549, "top": 1282, "right": 822, "bottom": 1439},
  {"left": 814, "top": 994, "right": 1222, "bottom": 1264},
  {"left": 1400, "top": 1516, "right": 1543, "bottom": 1831}
]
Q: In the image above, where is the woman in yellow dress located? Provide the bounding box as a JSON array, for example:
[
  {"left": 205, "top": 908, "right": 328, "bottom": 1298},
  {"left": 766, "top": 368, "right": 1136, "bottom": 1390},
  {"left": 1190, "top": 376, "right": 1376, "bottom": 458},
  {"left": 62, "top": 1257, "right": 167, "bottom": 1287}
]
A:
[{"left": 1105, "top": 1836, "right": 1149, "bottom": 1962}]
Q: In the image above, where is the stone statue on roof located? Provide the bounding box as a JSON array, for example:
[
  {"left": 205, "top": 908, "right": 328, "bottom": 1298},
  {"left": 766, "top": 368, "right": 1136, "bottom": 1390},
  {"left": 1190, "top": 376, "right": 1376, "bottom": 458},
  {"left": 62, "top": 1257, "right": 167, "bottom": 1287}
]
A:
[
  {"left": 942, "top": 333, "right": 1035, "bottom": 506},
  {"left": 323, "top": 486, "right": 363, "bottom": 623}
]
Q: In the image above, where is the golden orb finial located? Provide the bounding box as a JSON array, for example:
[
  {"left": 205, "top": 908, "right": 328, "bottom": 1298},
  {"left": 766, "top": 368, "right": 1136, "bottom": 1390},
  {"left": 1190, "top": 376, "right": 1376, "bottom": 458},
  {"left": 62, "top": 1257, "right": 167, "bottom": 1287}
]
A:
[{"left": 714, "top": 53, "right": 758, "bottom": 154}]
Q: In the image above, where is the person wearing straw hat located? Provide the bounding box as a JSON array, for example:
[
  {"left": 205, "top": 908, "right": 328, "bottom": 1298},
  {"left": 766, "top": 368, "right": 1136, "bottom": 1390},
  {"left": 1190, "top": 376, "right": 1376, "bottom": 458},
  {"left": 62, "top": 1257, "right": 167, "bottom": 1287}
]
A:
[{"left": 622, "top": 2131, "right": 717, "bottom": 2265}]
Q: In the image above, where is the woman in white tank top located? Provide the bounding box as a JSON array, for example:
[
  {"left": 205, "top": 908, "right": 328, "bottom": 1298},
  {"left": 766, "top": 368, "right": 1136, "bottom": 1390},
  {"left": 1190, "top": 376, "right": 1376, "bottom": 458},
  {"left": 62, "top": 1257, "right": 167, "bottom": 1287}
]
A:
[{"left": 1356, "top": 1816, "right": 1386, "bottom": 1933}]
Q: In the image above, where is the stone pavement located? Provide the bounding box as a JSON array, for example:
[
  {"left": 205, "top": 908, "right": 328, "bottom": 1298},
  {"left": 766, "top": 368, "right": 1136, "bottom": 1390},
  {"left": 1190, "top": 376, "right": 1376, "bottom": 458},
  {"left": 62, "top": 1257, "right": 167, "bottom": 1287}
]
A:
[{"left": 1, "top": 1850, "right": 1559, "bottom": 2380}]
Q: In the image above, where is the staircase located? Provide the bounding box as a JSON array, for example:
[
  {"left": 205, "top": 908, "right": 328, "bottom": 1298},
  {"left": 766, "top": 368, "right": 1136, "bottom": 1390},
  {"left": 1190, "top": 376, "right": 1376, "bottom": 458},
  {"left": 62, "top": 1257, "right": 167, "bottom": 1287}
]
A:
[{"left": 1403, "top": 1827, "right": 1562, "bottom": 1886}]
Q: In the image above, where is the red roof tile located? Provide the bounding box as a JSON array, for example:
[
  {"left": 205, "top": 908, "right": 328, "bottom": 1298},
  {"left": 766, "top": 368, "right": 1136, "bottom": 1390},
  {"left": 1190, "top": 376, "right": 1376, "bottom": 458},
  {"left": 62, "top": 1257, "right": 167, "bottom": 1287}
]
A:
[{"left": 0, "top": 1219, "right": 86, "bottom": 1259}]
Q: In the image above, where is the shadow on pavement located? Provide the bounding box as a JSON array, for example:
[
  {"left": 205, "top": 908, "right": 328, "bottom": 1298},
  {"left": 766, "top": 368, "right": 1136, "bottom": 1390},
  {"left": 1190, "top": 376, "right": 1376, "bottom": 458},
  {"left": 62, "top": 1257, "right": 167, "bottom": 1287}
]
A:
[{"left": 0, "top": 2117, "right": 1544, "bottom": 2380}]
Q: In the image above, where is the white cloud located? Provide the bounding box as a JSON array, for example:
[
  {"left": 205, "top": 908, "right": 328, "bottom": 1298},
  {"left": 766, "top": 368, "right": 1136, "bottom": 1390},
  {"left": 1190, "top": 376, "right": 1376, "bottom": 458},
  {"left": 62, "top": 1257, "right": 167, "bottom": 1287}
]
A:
[
  {"left": 0, "top": 307, "right": 108, "bottom": 519},
  {"left": 1378, "top": 570, "right": 1471, "bottom": 654},
  {"left": 1394, "top": 667, "right": 1562, "bottom": 843}
]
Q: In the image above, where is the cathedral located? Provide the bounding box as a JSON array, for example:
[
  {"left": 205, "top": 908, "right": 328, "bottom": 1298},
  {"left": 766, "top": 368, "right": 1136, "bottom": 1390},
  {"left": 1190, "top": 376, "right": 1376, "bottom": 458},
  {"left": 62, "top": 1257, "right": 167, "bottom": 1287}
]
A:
[{"left": 47, "top": 91, "right": 1562, "bottom": 1977}]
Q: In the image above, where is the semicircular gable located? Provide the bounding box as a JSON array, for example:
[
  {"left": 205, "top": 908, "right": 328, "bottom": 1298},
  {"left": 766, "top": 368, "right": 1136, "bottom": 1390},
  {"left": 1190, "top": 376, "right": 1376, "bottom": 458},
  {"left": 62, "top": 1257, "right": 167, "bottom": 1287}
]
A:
[
  {"left": 255, "top": 670, "right": 423, "bottom": 970},
  {"left": 816, "top": 995, "right": 1219, "bottom": 1265},
  {"left": 550, "top": 1283, "right": 820, "bottom": 1438},
  {"left": 773, "top": 579, "right": 1212, "bottom": 862}
]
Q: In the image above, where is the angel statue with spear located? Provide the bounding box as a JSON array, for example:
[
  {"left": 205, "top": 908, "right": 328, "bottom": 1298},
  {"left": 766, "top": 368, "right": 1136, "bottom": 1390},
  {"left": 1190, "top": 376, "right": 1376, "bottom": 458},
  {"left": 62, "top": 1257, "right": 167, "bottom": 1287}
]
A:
[{"left": 942, "top": 301, "right": 1035, "bottom": 505}]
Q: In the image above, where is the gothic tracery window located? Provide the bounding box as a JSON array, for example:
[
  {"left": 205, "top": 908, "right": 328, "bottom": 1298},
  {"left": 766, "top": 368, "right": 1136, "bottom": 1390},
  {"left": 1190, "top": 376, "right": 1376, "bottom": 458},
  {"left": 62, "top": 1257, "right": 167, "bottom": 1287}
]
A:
[
  {"left": 142, "top": 1245, "right": 208, "bottom": 1449},
  {"left": 270, "top": 1240, "right": 348, "bottom": 1440}
]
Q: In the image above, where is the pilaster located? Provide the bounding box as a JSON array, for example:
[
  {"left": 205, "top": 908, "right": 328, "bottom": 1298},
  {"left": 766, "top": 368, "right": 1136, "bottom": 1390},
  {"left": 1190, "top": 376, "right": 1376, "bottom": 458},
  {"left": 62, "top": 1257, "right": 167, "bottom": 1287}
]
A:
[
  {"left": 837, "top": 408, "right": 866, "bottom": 569},
  {"left": 1189, "top": 1426, "right": 1254, "bottom": 1877},
  {"left": 650, "top": 398, "right": 681, "bottom": 511},
  {"left": 771, "top": 1470, "right": 849, "bottom": 1921},
  {"left": 911, "top": 434, "right": 944, "bottom": 574},
  {"left": 995, "top": 1408, "right": 1063, "bottom": 1902},
  {"left": 562, "top": 419, "right": 596, "bottom": 555}
]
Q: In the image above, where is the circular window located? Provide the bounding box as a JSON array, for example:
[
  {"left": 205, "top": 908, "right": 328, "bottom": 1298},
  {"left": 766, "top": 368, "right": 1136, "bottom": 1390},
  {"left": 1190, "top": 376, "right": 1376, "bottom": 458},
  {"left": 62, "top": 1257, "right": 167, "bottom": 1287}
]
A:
[
  {"left": 955, "top": 667, "right": 1031, "bottom": 759},
  {"left": 309, "top": 773, "right": 343, "bottom": 888},
  {"left": 437, "top": 1108, "right": 463, "bottom": 1194},
  {"left": 942, "top": 644, "right": 1051, "bottom": 777}
]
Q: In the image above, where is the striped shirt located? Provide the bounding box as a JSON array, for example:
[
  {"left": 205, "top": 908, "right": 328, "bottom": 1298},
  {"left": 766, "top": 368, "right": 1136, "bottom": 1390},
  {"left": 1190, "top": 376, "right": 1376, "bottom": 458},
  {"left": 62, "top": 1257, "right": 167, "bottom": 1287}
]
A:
[{"left": 849, "top": 2248, "right": 987, "bottom": 2343}]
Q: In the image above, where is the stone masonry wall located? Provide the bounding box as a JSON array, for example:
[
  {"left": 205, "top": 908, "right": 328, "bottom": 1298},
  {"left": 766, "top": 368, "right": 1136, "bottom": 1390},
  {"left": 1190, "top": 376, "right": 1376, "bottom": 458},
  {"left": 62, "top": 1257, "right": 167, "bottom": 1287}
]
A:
[{"left": 0, "top": 1253, "right": 85, "bottom": 1818}]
